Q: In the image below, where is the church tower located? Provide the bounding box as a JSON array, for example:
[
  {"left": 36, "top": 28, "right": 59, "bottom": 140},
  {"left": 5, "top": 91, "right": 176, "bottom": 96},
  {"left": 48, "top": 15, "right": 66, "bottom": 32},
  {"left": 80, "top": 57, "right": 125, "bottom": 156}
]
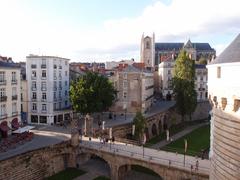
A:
[{"left": 140, "top": 33, "right": 155, "bottom": 68}]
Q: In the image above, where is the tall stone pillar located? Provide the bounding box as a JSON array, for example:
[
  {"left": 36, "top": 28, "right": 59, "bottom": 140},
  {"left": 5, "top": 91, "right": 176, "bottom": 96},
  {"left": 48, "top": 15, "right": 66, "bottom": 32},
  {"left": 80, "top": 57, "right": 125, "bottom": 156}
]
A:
[
  {"left": 71, "top": 114, "right": 79, "bottom": 147},
  {"left": 84, "top": 114, "right": 93, "bottom": 137}
]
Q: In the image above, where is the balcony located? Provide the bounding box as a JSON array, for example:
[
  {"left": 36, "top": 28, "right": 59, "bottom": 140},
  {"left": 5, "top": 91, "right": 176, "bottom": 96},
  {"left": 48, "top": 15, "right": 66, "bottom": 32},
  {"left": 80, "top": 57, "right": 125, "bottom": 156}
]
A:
[
  {"left": 0, "top": 96, "right": 7, "bottom": 102},
  {"left": 41, "top": 87, "right": 47, "bottom": 91},
  {"left": 31, "top": 98, "right": 37, "bottom": 102},
  {"left": 41, "top": 98, "right": 47, "bottom": 102},
  {"left": 12, "top": 95, "right": 18, "bottom": 100},
  {"left": 12, "top": 111, "right": 18, "bottom": 116},
  {"left": 11, "top": 80, "right": 17, "bottom": 85},
  {"left": 31, "top": 109, "right": 37, "bottom": 113},
  {"left": 0, "top": 114, "right": 7, "bottom": 120},
  {"left": 0, "top": 80, "right": 6, "bottom": 86},
  {"left": 31, "top": 87, "right": 37, "bottom": 91},
  {"left": 41, "top": 64, "right": 47, "bottom": 68},
  {"left": 41, "top": 109, "right": 47, "bottom": 113},
  {"left": 31, "top": 76, "right": 37, "bottom": 80},
  {"left": 41, "top": 76, "right": 47, "bottom": 80}
]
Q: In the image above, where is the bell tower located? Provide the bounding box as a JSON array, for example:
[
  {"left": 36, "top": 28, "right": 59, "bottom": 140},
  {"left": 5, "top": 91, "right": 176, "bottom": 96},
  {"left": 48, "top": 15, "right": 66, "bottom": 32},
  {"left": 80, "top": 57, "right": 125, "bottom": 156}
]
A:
[{"left": 140, "top": 33, "right": 155, "bottom": 68}]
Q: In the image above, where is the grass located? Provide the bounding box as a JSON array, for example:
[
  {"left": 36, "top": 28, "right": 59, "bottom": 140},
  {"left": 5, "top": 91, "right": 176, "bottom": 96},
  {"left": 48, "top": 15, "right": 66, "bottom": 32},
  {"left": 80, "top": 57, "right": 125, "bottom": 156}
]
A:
[
  {"left": 161, "top": 124, "right": 210, "bottom": 156},
  {"left": 145, "top": 123, "right": 186, "bottom": 147},
  {"left": 47, "top": 168, "right": 86, "bottom": 180},
  {"left": 93, "top": 176, "right": 110, "bottom": 180},
  {"left": 131, "top": 165, "right": 160, "bottom": 177}
]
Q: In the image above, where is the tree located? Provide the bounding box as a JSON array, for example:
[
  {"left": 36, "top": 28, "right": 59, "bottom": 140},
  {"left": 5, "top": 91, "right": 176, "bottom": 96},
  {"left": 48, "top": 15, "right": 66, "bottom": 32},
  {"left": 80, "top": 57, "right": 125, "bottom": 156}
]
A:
[
  {"left": 197, "top": 57, "right": 207, "bottom": 65},
  {"left": 133, "top": 111, "right": 146, "bottom": 142},
  {"left": 173, "top": 50, "right": 197, "bottom": 121},
  {"left": 70, "top": 72, "right": 117, "bottom": 115}
]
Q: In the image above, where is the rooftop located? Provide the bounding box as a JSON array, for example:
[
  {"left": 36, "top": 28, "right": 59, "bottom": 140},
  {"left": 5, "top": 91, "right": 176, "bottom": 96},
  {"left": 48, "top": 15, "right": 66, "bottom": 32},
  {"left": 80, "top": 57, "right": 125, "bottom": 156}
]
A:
[
  {"left": 0, "top": 61, "right": 20, "bottom": 69},
  {"left": 210, "top": 34, "right": 240, "bottom": 64},
  {"left": 26, "top": 55, "right": 70, "bottom": 61}
]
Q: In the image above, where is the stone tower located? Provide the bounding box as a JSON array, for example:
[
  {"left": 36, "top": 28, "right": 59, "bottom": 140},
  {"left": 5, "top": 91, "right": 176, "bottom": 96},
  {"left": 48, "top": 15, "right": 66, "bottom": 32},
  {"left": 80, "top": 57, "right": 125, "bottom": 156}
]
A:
[
  {"left": 140, "top": 33, "right": 155, "bottom": 68},
  {"left": 207, "top": 34, "right": 240, "bottom": 179}
]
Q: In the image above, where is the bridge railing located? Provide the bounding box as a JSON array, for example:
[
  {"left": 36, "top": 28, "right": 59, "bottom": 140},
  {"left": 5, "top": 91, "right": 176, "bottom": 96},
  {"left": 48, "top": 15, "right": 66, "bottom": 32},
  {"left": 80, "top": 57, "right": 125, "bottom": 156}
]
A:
[{"left": 79, "top": 140, "right": 209, "bottom": 175}]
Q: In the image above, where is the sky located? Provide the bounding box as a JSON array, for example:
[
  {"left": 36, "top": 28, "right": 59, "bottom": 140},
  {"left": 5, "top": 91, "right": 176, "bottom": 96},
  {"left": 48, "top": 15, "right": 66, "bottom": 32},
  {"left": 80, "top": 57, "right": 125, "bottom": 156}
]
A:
[{"left": 0, "top": 0, "right": 240, "bottom": 62}]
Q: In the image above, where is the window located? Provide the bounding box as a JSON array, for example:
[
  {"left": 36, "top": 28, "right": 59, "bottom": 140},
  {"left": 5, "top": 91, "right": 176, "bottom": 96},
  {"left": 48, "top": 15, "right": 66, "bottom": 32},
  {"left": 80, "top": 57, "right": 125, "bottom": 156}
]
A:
[
  {"left": 146, "top": 41, "right": 150, "bottom": 49},
  {"left": 42, "top": 59, "right": 46, "bottom": 65},
  {"left": 0, "top": 72, "right": 5, "bottom": 84},
  {"left": 41, "top": 82, "right": 46, "bottom": 90},
  {"left": 42, "top": 92, "right": 46, "bottom": 100},
  {"left": 12, "top": 87, "right": 17, "bottom": 96},
  {"left": 65, "top": 61, "right": 68, "bottom": 65},
  {"left": 42, "top": 70, "right": 46, "bottom": 78},
  {"left": 32, "top": 92, "right": 37, "bottom": 99},
  {"left": 31, "top": 115, "right": 38, "bottom": 123},
  {"left": 32, "top": 71, "right": 36, "bottom": 78},
  {"left": 0, "top": 88, "right": 5, "bottom": 97},
  {"left": 54, "top": 81, "right": 57, "bottom": 90},
  {"left": 217, "top": 66, "right": 221, "bottom": 78},
  {"left": 54, "top": 64, "right": 57, "bottom": 69},
  {"left": 0, "top": 104, "right": 6, "bottom": 116},
  {"left": 59, "top": 81, "right": 62, "bottom": 88},
  {"left": 32, "top": 81, "right": 37, "bottom": 90},
  {"left": 168, "top": 70, "right": 171, "bottom": 75},
  {"left": 21, "top": 104, "right": 23, "bottom": 112},
  {"left": 59, "top": 71, "right": 62, "bottom": 78},
  {"left": 200, "top": 76, "right": 203, "bottom": 81},
  {"left": 39, "top": 116, "right": 47, "bottom": 123},
  {"left": 12, "top": 102, "right": 17, "bottom": 114},
  {"left": 123, "top": 92, "right": 127, "bottom": 99},
  {"left": 65, "top": 71, "right": 68, "bottom": 76},
  {"left": 65, "top": 90, "right": 68, "bottom": 96},
  {"left": 31, "top": 64, "right": 37, "bottom": 68},
  {"left": 54, "top": 70, "right": 57, "bottom": 78},
  {"left": 65, "top": 100, "right": 68, "bottom": 106},
  {"left": 65, "top": 81, "right": 68, "bottom": 86},
  {"left": 123, "top": 80, "right": 128, "bottom": 89},
  {"left": 54, "top": 103, "right": 57, "bottom": 110},
  {"left": 42, "top": 104, "right": 47, "bottom": 111},
  {"left": 59, "top": 102, "right": 62, "bottom": 109},
  {"left": 59, "top": 91, "right": 61, "bottom": 98},
  {"left": 123, "top": 73, "right": 127, "bottom": 79},
  {"left": 12, "top": 72, "right": 17, "bottom": 82},
  {"left": 32, "top": 103, "right": 37, "bottom": 110},
  {"left": 54, "top": 92, "right": 57, "bottom": 100}
]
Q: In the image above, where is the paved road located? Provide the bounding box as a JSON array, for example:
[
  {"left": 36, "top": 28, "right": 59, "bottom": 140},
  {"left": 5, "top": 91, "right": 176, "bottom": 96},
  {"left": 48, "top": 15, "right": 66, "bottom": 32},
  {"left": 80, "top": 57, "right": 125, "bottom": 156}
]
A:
[{"left": 79, "top": 137, "right": 210, "bottom": 175}]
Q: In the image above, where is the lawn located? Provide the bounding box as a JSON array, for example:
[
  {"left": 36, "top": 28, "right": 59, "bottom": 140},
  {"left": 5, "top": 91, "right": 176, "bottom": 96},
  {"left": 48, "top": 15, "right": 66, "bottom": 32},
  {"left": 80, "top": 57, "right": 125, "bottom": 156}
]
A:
[
  {"left": 161, "top": 125, "right": 210, "bottom": 156},
  {"left": 47, "top": 168, "right": 86, "bottom": 180},
  {"left": 93, "top": 176, "right": 110, "bottom": 180}
]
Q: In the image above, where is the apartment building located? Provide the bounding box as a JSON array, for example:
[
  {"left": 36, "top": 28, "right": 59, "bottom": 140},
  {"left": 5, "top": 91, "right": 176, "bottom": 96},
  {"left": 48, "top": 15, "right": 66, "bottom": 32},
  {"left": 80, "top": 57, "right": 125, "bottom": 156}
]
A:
[
  {"left": 26, "top": 55, "right": 71, "bottom": 125},
  {"left": 0, "top": 61, "right": 21, "bottom": 136},
  {"left": 109, "top": 65, "right": 154, "bottom": 113}
]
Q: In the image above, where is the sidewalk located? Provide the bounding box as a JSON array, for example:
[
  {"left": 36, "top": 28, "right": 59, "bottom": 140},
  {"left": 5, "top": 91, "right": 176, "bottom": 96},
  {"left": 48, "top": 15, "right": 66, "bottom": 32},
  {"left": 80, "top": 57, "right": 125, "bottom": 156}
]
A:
[{"left": 150, "top": 122, "right": 209, "bottom": 149}]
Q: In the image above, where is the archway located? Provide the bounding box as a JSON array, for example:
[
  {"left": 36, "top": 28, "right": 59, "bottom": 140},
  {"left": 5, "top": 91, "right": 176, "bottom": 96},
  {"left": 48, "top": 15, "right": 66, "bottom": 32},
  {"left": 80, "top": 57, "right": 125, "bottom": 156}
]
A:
[
  {"left": 118, "top": 164, "right": 163, "bottom": 180},
  {"left": 158, "top": 120, "right": 162, "bottom": 134},
  {"left": 151, "top": 124, "right": 157, "bottom": 136},
  {"left": 77, "top": 153, "right": 111, "bottom": 178}
]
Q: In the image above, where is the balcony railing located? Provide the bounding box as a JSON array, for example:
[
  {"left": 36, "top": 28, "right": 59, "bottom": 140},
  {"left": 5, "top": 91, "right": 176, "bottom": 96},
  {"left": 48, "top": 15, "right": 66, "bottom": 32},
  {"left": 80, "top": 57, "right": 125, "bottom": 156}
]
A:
[
  {"left": 31, "top": 64, "right": 37, "bottom": 68},
  {"left": 11, "top": 80, "right": 17, "bottom": 85},
  {"left": 41, "top": 109, "right": 47, "bottom": 113},
  {"left": 31, "top": 98, "right": 37, "bottom": 101},
  {"left": 31, "top": 109, "right": 37, "bottom": 113},
  {"left": 31, "top": 87, "right": 37, "bottom": 91},
  {"left": 0, "top": 114, "right": 7, "bottom": 119},
  {"left": 12, "top": 111, "right": 18, "bottom": 116},
  {"left": 41, "top": 87, "right": 47, "bottom": 91},
  {"left": 41, "top": 98, "right": 47, "bottom": 102},
  {"left": 41, "top": 64, "right": 47, "bottom": 68},
  {"left": 0, "top": 96, "right": 7, "bottom": 102},
  {"left": 41, "top": 76, "right": 47, "bottom": 80},
  {"left": 0, "top": 80, "right": 6, "bottom": 86},
  {"left": 12, "top": 95, "right": 18, "bottom": 100},
  {"left": 31, "top": 76, "right": 37, "bottom": 80}
]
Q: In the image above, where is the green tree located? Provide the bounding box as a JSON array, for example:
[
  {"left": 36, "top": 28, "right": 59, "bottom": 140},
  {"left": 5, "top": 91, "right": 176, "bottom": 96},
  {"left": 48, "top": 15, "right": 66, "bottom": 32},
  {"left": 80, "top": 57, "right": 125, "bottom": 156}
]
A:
[
  {"left": 70, "top": 72, "right": 116, "bottom": 115},
  {"left": 197, "top": 57, "right": 207, "bottom": 65},
  {"left": 133, "top": 111, "right": 146, "bottom": 142},
  {"left": 173, "top": 50, "right": 197, "bottom": 121}
]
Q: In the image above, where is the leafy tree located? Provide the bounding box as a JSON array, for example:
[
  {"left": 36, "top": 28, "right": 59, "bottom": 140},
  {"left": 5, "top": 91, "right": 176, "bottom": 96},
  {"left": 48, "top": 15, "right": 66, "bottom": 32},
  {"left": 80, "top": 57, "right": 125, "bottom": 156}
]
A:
[
  {"left": 197, "top": 57, "right": 207, "bottom": 65},
  {"left": 173, "top": 50, "right": 197, "bottom": 121},
  {"left": 133, "top": 111, "right": 146, "bottom": 142},
  {"left": 70, "top": 72, "right": 117, "bottom": 115}
]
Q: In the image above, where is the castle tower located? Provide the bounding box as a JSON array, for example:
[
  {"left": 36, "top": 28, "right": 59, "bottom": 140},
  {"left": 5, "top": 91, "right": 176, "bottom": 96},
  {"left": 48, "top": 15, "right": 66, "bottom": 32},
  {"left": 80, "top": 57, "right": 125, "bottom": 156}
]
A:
[
  {"left": 140, "top": 33, "right": 155, "bottom": 68},
  {"left": 207, "top": 34, "right": 240, "bottom": 179}
]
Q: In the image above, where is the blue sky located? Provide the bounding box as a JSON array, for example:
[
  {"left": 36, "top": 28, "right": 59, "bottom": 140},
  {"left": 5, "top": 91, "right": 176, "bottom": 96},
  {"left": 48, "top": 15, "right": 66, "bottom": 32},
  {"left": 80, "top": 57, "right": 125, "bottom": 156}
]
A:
[{"left": 0, "top": 0, "right": 239, "bottom": 62}]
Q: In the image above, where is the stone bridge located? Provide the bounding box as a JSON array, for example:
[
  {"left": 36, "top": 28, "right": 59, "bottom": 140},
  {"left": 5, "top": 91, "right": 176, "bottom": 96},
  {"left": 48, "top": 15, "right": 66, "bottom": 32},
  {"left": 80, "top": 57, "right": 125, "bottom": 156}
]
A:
[{"left": 76, "top": 139, "right": 210, "bottom": 180}]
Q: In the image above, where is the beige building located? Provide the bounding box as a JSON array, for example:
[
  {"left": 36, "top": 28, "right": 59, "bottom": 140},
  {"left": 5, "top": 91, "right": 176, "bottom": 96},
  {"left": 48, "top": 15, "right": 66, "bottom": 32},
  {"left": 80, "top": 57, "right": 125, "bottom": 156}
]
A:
[
  {"left": 208, "top": 34, "right": 240, "bottom": 180},
  {"left": 109, "top": 65, "right": 154, "bottom": 113},
  {"left": 0, "top": 61, "right": 21, "bottom": 137}
]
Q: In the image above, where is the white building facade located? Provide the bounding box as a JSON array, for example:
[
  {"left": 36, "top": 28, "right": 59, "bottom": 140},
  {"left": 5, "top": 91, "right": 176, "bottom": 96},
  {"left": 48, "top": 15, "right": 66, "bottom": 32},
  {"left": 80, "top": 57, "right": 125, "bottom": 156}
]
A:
[
  {"left": 26, "top": 55, "right": 71, "bottom": 125},
  {"left": 0, "top": 62, "right": 21, "bottom": 135}
]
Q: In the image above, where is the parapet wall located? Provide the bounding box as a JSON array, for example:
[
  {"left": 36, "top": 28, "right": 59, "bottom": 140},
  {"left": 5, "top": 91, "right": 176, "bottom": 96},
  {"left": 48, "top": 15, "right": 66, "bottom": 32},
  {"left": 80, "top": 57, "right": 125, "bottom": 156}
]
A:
[{"left": 0, "top": 141, "right": 75, "bottom": 180}]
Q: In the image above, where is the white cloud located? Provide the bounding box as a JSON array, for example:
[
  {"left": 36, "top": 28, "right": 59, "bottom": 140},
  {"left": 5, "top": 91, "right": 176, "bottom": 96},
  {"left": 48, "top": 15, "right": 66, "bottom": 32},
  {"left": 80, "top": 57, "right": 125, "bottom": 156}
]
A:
[{"left": 0, "top": 0, "right": 240, "bottom": 62}]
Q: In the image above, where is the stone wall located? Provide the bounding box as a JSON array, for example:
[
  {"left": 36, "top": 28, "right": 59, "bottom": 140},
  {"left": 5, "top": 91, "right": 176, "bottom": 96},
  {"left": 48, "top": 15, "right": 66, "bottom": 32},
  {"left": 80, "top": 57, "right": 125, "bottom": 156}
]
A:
[{"left": 0, "top": 141, "right": 76, "bottom": 180}]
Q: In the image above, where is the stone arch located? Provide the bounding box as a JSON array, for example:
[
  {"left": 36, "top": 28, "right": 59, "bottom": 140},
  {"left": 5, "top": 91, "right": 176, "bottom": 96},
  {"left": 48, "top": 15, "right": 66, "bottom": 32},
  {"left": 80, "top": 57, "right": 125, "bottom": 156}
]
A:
[
  {"left": 158, "top": 120, "right": 162, "bottom": 134},
  {"left": 118, "top": 163, "right": 163, "bottom": 180},
  {"left": 152, "top": 123, "right": 157, "bottom": 136}
]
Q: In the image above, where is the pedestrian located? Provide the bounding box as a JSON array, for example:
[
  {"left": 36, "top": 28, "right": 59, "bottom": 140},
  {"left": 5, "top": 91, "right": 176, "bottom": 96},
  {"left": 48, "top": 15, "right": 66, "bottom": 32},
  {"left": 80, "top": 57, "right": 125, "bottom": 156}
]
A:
[{"left": 195, "top": 160, "right": 199, "bottom": 171}]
